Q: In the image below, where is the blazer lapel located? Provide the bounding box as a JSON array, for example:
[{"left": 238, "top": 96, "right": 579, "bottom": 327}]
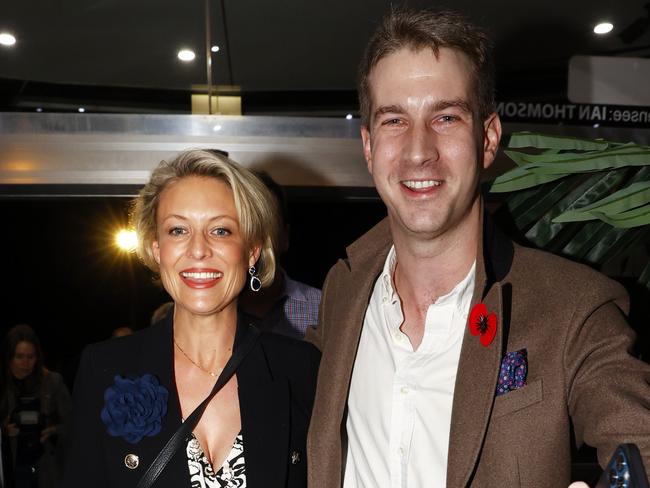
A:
[
  {"left": 238, "top": 333, "right": 290, "bottom": 488},
  {"left": 447, "top": 280, "right": 505, "bottom": 488},
  {"left": 446, "top": 208, "right": 514, "bottom": 488},
  {"left": 309, "top": 219, "right": 392, "bottom": 486},
  {"left": 331, "top": 218, "right": 393, "bottom": 414}
]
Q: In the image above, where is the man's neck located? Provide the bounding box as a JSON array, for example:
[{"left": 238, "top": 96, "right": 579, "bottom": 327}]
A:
[{"left": 390, "top": 202, "right": 481, "bottom": 349}]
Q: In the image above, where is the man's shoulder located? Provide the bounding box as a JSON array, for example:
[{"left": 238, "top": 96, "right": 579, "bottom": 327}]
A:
[
  {"left": 511, "top": 242, "right": 627, "bottom": 299},
  {"left": 284, "top": 273, "right": 322, "bottom": 302},
  {"left": 345, "top": 217, "right": 392, "bottom": 258}
]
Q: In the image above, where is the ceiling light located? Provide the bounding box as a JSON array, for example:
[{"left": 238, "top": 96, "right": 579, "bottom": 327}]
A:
[
  {"left": 212, "top": 124, "right": 222, "bottom": 132},
  {"left": 78, "top": 107, "right": 86, "bottom": 113},
  {"left": 36, "top": 108, "right": 42, "bottom": 112},
  {"left": 178, "top": 49, "right": 196, "bottom": 62},
  {"left": 345, "top": 113, "right": 353, "bottom": 120},
  {"left": 211, "top": 45, "right": 220, "bottom": 53},
  {"left": 594, "top": 22, "right": 614, "bottom": 35},
  {"left": 0, "top": 32, "right": 16, "bottom": 46}
]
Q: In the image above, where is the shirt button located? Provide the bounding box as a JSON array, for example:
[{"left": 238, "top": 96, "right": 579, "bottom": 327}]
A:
[
  {"left": 400, "top": 386, "right": 409, "bottom": 395},
  {"left": 399, "top": 447, "right": 405, "bottom": 456}
]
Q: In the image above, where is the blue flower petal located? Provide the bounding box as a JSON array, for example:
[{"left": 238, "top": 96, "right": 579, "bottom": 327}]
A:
[{"left": 101, "top": 374, "right": 169, "bottom": 443}]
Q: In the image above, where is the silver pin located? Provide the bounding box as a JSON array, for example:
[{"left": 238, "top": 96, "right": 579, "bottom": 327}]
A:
[{"left": 291, "top": 450, "right": 301, "bottom": 464}]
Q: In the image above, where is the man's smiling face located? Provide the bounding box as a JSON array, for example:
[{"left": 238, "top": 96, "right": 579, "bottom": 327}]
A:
[{"left": 362, "top": 46, "right": 499, "bottom": 242}]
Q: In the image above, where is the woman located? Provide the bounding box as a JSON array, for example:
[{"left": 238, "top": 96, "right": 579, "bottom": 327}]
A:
[
  {"left": 1, "top": 324, "right": 72, "bottom": 488},
  {"left": 63, "top": 150, "right": 320, "bottom": 488}
]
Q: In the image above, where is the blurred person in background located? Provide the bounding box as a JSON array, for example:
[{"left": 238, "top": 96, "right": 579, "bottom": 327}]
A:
[
  {"left": 110, "top": 326, "right": 134, "bottom": 338},
  {"left": 1, "top": 324, "right": 72, "bottom": 488},
  {"left": 239, "top": 172, "right": 321, "bottom": 339},
  {"left": 150, "top": 301, "right": 174, "bottom": 326}
]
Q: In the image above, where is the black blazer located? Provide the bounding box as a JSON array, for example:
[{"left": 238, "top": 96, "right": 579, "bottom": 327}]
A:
[{"left": 63, "top": 313, "right": 320, "bottom": 488}]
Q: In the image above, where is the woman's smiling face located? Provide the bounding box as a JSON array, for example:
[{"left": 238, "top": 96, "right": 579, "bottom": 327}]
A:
[{"left": 152, "top": 175, "right": 258, "bottom": 317}]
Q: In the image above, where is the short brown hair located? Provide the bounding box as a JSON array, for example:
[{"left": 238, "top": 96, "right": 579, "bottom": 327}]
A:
[
  {"left": 358, "top": 9, "right": 495, "bottom": 127},
  {"left": 131, "top": 149, "right": 278, "bottom": 287}
]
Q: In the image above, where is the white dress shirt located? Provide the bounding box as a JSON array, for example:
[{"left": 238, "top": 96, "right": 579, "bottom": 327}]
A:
[{"left": 343, "top": 246, "right": 476, "bottom": 488}]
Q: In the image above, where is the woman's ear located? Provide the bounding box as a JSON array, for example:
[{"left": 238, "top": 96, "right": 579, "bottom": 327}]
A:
[
  {"left": 152, "top": 240, "right": 161, "bottom": 264},
  {"left": 248, "top": 244, "right": 262, "bottom": 268}
]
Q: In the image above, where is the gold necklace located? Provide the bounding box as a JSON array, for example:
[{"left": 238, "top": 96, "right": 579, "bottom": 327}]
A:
[{"left": 174, "top": 339, "right": 219, "bottom": 377}]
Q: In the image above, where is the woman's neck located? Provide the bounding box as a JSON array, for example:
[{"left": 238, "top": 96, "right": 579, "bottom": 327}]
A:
[{"left": 172, "top": 303, "right": 238, "bottom": 373}]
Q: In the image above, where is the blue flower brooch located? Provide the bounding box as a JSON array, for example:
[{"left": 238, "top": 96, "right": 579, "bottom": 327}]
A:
[{"left": 101, "top": 374, "right": 169, "bottom": 444}]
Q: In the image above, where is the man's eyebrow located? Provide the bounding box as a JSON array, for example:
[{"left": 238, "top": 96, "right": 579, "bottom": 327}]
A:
[
  {"left": 432, "top": 99, "right": 472, "bottom": 113},
  {"left": 372, "top": 104, "right": 406, "bottom": 121}
]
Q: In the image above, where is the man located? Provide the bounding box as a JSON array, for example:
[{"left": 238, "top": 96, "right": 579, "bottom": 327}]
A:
[
  {"left": 306, "top": 9, "right": 650, "bottom": 488},
  {"left": 239, "top": 172, "right": 321, "bottom": 339}
]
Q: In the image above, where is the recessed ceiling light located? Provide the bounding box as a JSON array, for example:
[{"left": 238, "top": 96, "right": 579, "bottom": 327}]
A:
[
  {"left": 78, "top": 107, "right": 86, "bottom": 113},
  {"left": 211, "top": 45, "right": 220, "bottom": 53},
  {"left": 36, "top": 107, "right": 43, "bottom": 112},
  {"left": 345, "top": 113, "right": 353, "bottom": 120},
  {"left": 0, "top": 32, "right": 16, "bottom": 46},
  {"left": 178, "top": 49, "right": 196, "bottom": 62},
  {"left": 594, "top": 22, "right": 614, "bottom": 35}
]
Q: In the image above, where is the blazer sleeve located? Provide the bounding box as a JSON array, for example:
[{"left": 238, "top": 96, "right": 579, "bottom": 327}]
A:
[
  {"left": 62, "top": 345, "right": 109, "bottom": 488},
  {"left": 564, "top": 278, "right": 650, "bottom": 470}
]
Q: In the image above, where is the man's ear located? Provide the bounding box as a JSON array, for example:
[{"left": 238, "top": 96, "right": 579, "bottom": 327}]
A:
[
  {"left": 482, "top": 112, "right": 502, "bottom": 170},
  {"left": 152, "top": 240, "right": 161, "bottom": 265},
  {"left": 361, "top": 126, "right": 373, "bottom": 174}
]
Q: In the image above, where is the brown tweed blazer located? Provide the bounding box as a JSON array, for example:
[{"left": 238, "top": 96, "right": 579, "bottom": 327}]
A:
[{"left": 306, "top": 214, "right": 650, "bottom": 488}]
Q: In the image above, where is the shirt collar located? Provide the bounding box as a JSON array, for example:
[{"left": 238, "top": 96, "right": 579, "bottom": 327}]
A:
[
  {"left": 435, "top": 260, "right": 476, "bottom": 309},
  {"left": 380, "top": 245, "right": 399, "bottom": 304},
  {"left": 379, "top": 245, "right": 476, "bottom": 309}
]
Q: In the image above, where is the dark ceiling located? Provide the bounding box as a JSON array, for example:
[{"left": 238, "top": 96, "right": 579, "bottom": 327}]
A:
[{"left": 1, "top": 0, "right": 649, "bottom": 115}]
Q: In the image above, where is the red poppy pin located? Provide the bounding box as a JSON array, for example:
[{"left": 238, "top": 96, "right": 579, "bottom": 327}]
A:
[{"left": 468, "top": 302, "right": 497, "bottom": 347}]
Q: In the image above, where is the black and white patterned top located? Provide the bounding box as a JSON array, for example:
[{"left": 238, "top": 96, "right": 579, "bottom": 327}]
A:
[{"left": 186, "top": 432, "right": 246, "bottom": 488}]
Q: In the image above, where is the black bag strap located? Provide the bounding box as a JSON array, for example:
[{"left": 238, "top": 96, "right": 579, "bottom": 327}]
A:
[{"left": 136, "top": 326, "right": 260, "bottom": 488}]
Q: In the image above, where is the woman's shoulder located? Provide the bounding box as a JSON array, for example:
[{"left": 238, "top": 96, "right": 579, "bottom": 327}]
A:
[
  {"left": 259, "top": 331, "right": 320, "bottom": 357},
  {"left": 257, "top": 331, "right": 321, "bottom": 376},
  {"left": 80, "top": 323, "right": 166, "bottom": 367}
]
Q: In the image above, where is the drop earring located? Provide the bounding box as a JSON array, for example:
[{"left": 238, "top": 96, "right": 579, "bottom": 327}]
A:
[{"left": 249, "top": 265, "right": 261, "bottom": 292}]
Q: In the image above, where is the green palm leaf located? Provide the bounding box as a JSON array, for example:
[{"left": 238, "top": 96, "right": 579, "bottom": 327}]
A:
[
  {"left": 507, "top": 132, "right": 612, "bottom": 151},
  {"left": 553, "top": 181, "right": 650, "bottom": 224},
  {"left": 490, "top": 131, "right": 650, "bottom": 293}
]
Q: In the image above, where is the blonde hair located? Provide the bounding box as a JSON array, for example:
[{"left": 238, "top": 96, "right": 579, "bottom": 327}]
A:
[{"left": 131, "top": 149, "right": 278, "bottom": 287}]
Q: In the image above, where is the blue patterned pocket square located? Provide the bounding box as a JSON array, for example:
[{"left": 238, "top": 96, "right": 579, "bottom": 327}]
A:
[{"left": 496, "top": 349, "right": 528, "bottom": 396}]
